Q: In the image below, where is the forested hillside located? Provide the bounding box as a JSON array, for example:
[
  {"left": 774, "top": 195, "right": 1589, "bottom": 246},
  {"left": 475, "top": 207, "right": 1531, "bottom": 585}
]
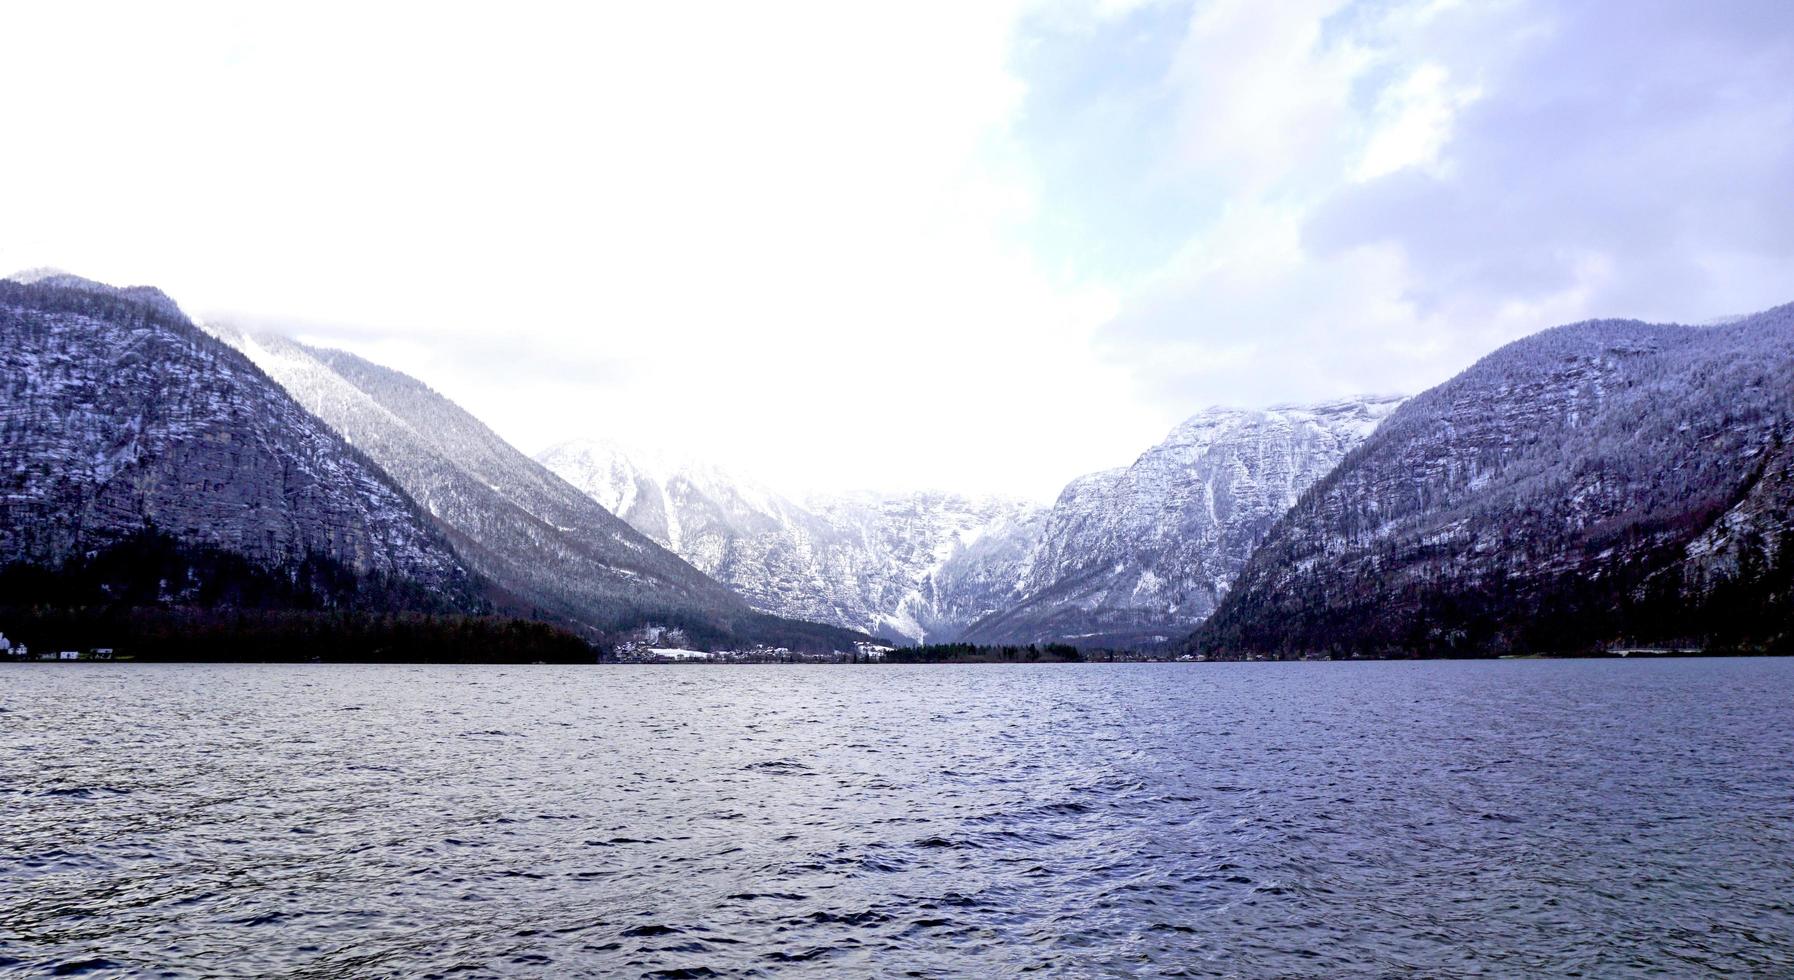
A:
[{"left": 1194, "top": 304, "right": 1794, "bottom": 658}]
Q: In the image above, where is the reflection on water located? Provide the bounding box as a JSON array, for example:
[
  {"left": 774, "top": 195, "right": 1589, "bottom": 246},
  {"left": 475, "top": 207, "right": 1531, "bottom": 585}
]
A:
[{"left": 3, "top": 659, "right": 1792, "bottom": 976}]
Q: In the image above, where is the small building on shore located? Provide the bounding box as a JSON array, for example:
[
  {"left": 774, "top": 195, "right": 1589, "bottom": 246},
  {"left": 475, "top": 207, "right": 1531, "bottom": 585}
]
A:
[{"left": 855, "top": 641, "right": 893, "bottom": 662}]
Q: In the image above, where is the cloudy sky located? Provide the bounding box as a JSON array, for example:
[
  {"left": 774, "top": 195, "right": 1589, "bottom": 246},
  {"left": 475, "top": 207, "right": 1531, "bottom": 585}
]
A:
[{"left": 3, "top": 1, "right": 1791, "bottom": 500}]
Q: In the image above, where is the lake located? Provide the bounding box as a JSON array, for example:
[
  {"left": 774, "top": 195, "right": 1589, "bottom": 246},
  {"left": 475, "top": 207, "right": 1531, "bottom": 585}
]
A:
[{"left": 3, "top": 659, "right": 1791, "bottom": 977}]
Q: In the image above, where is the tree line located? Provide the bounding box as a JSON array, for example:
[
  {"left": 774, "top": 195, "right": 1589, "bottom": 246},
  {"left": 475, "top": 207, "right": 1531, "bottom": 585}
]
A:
[
  {"left": 885, "top": 642, "right": 1084, "bottom": 663},
  {"left": 0, "top": 531, "right": 596, "bottom": 663}
]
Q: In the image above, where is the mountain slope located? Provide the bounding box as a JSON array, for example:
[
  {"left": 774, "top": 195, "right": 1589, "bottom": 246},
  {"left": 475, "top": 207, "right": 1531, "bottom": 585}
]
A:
[
  {"left": 1194, "top": 304, "right": 1794, "bottom": 658},
  {"left": 0, "top": 275, "right": 472, "bottom": 602},
  {"left": 214, "top": 330, "right": 863, "bottom": 650},
  {"left": 961, "top": 396, "right": 1405, "bottom": 648},
  {"left": 538, "top": 440, "right": 1039, "bottom": 643}
]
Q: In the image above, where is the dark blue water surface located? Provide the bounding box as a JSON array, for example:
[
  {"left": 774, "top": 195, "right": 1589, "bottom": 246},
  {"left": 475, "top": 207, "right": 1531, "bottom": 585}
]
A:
[{"left": 3, "top": 659, "right": 1792, "bottom": 977}]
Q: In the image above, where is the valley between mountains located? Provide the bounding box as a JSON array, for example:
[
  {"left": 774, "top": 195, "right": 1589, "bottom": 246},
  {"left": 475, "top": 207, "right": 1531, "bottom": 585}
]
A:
[{"left": 2, "top": 270, "right": 1788, "bottom": 659}]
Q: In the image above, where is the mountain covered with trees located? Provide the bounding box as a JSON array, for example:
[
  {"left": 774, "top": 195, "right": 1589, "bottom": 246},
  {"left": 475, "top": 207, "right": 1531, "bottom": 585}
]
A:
[
  {"left": 1193, "top": 304, "right": 1794, "bottom": 658},
  {"left": 0, "top": 530, "right": 597, "bottom": 663}
]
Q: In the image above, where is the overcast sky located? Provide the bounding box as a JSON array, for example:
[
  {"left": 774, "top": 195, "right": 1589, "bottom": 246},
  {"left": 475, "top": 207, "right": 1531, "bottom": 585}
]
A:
[{"left": 3, "top": 1, "right": 1791, "bottom": 500}]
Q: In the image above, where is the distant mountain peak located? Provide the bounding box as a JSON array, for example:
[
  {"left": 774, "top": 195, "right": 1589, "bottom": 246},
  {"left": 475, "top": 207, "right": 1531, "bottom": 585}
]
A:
[{"left": 540, "top": 440, "right": 1044, "bottom": 644}]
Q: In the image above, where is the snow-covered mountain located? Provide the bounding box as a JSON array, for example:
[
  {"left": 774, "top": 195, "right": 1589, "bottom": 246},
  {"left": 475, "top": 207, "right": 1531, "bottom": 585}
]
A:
[
  {"left": 0, "top": 274, "right": 472, "bottom": 599},
  {"left": 209, "top": 330, "right": 867, "bottom": 651},
  {"left": 538, "top": 439, "right": 1040, "bottom": 643},
  {"left": 540, "top": 397, "right": 1400, "bottom": 647},
  {"left": 960, "top": 396, "right": 1406, "bottom": 648},
  {"left": 1196, "top": 304, "right": 1794, "bottom": 657}
]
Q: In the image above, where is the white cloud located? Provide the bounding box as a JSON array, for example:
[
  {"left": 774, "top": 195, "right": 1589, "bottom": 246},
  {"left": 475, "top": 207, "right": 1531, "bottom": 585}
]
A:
[
  {"left": 0, "top": 0, "right": 1170, "bottom": 500},
  {"left": 1164, "top": 0, "right": 1366, "bottom": 191},
  {"left": 1356, "top": 63, "right": 1479, "bottom": 180}
]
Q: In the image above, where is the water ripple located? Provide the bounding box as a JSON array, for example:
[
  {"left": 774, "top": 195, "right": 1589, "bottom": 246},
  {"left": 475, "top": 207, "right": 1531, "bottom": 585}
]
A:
[{"left": 2, "top": 659, "right": 1792, "bottom": 976}]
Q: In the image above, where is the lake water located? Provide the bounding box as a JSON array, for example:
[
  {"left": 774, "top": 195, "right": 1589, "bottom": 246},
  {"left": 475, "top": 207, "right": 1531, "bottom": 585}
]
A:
[{"left": 3, "top": 659, "right": 1792, "bottom": 977}]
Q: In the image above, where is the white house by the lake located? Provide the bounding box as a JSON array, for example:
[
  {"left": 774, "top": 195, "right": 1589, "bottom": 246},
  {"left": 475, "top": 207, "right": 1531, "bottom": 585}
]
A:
[{"left": 855, "top": 641, "right": 894, "bottom": 662}]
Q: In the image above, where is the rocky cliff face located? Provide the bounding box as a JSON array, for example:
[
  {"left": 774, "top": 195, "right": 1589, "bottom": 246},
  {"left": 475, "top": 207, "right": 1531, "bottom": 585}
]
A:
[
  {"left": 538, "top": 440, "right": 1039, "bottom": 643},
  {"left": 901, "top": 505, "right": 1046, "bottom": 642},
  {"left": 804, "top": 492, "right": 1043, "bottom": 643},
  {"left": 0, "top": 275, "right": 470, "bottom": 598},
  {"left": 1195, "top": 304, "right": 1794, "bottom": 657},
  {"left": 960, "top": 396, "right": 1405, "bottom": 647},
  {"left": 211, "top": 330, "right": 865, "bottom": 650}
]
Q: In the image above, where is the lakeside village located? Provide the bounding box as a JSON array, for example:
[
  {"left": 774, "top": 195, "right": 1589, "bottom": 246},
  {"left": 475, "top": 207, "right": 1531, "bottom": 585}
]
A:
[
  {"left": 608, "top": 626, "right": 1201, "bottom": 664},
  {"left": 610, "top": 626, "right": 898, "bottom": 664},
  {"left": 0, "top": 631, "right": 113, "bottom": 662}
]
